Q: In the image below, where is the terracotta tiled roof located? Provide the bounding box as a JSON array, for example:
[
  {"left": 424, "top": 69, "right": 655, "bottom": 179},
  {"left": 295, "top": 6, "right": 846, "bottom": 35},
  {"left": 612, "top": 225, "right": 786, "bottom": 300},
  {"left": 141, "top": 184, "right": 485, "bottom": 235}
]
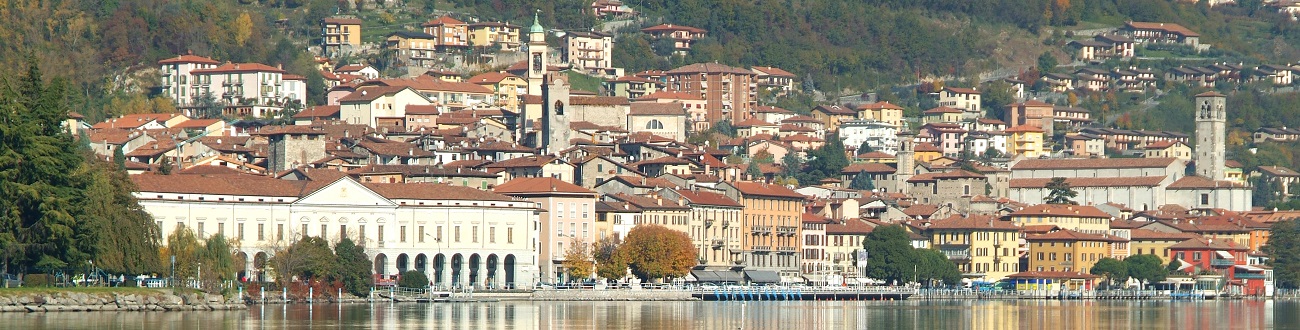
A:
[
  {"left": 730, "top": 181, "right": 804, "bottom": 199},
  {"left": 1005, "top": 125, "right": 1044, "bottom": 133},
  {"left": 191, "top": 62, "right": 285, "bottom": 74},
  {"left": 1126, "top": 21, "right": 1199, "bottom": 37},
  {"left": 1166, "top": 176, "right": 1247, "bottom": 189},
  {"left": 338, "top": 86, "right": 414, "bottom": 103},
  {"left": 914, "top": 143, "right": 942, "bottom": 153},
  {"left": 841, "top": 163, "right": 896, "bottom": 175},
  {"left": 349, "top": 164, "right": 497, "bottom": 178},
  {"left": 923, "top": 106, "right": 963, "bottom": 114},
  {"left": 422, "top": 15, "right": 465, "bottom": 26},
  {"left": 903, "top": 204, "right": 940, "bottom": 217},
  {"left": 597, "top": 201, "right": 642, "bottom": 213},
  {"left": 1011, "top": 158, "right": 1178, "bottom": 170},
  {"left": 673, "top": 189, "right": 741, "bottom": 207},
  {"left": 605, "top": 175, "right": 676, "bottom": 189},
  {"left": 1010, "top": 204, "right": 1112, "bottom": 218},
  {"left": 1008, "top": 176, "right": 1165, "bottom": 188},
  {"left": 906, "top": 170, "right": 985, "bottom": 183},
  {"left": 752, "top": 105, "right": 793, "bottom": 114},
  {"left": 1005, "top": 271, "right": 1098, "bottom": 279},
  {"left": 1169, "top": 237, "right": 1247, "bottom": 250},
  {"left": 1129, "top": 228, "right": 1200, "bottom": 241},
  {"left": 1258, "top": 165, "right": 1300, "bottom": 177},
  {"left": 494, "top": 177, "right": 595, "bottom": 195},
  {"left": 1026, "top": 229, "right": 1126, "bottom": 242},
  {"left": 943, "top": 87, "right": 980, "bottom": 94},
  {"left": 362, "top": 182, "right": 514, "bottom": 201},
  {"left": 364, "top": 77, "right": 493, "bottom": 94},
  {"left": 570, "top": 96, "right": 630, "bottom": 106},
  {"left": 751, "top": 66, "right": 795, "bottom": 77},
  {"left": 294, "top": 105, "right": 342, "bottom": 119},
  {"left": 634, "top": 156, "right": 692, "bottom": 166},
  {"left": 467, "top": 72, "right": 521, "bottom": 84},
  {"left": 323, "top": 17, "right": 363, "bottom": 25},
  {"left": 132, "top": 173, "right": 314, "bottom": 197},
  {"left": 640, "top": 24, "right": 707, "bottom": 34},
  {"left": 173, "top": 119, "right": 222, "bottom": 129},
  {"left": 159, "top": 54, "right": 220, "bottom": 65},
  {"left": 485, "top": 155, "right": 560, "bottom": 169},
  {"left": 857, "top": 101, "right": 904, "bottom": 110},
  {"left": 825, "top": 219, "right": 877, "bottom": 235},
  {"left": 607, "top": 193, "right": 689, "bottom": 210},
  {"left": 249, "top": 125, "right": 327, "bottom": 136},
  {"left": 928, "top": 214, "right": 1020, "bottom": 230}
]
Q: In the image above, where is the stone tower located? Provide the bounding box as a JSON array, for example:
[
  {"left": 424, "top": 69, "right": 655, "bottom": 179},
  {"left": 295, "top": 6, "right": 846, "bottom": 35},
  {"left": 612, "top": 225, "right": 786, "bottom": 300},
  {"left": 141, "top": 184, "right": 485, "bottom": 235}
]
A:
[
  {"left": 542, "top": 74, "right": 571, "bottom": 154},
  {"left": 895, "top": 130, "right": 915, "bottom": 194},
  {"left": 260, "top": 127, "right": 326, "bottom": 173},
  {"left": 526, "top": 12, "right": 547, "bottom": 96},
  {"left": 1194, "top": 91, "right": 1227, "bottom": 181}
]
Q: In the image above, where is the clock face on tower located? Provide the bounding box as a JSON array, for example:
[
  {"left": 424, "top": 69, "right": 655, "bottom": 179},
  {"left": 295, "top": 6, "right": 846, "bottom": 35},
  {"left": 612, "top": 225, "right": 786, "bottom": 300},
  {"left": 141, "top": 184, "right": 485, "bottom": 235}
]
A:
[{"left": 532, "top": 53, "right": 542, "bottom": 73}]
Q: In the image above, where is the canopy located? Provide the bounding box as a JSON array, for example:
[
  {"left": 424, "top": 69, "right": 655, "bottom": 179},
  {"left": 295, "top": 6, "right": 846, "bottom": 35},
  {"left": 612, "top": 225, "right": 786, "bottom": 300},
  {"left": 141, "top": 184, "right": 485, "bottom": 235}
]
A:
[
  {"left": 716, "top": 271, "right": 744, "bottom": 283},
  {"left": 1216, "top": 251, "right": 1235, "bottom": 259},
  {"left": 690, "top": 270, "right": 718, "bottom": 282},
  {"left": 744, "top": 270, "right": 782, "bottom": 283},
  {"left": 1234, "top": 265, "right": 1264, "bottom": 272}
]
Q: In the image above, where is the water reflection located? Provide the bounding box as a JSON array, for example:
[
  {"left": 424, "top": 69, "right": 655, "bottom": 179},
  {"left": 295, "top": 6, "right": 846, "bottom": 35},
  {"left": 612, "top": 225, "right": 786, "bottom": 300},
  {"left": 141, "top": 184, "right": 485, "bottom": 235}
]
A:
[{"left": 6, "top": 299, "right": 1284, "bottom": 329}]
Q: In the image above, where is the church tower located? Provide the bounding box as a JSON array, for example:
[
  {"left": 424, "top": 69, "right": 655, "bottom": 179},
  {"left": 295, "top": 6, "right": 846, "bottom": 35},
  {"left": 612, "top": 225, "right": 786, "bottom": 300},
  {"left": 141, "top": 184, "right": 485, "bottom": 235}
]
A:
[
  {"left": 894, "top": 130, "right": 915, "bottom": 194},
  {"left": 1194, "top": 91, "right": 1227, "bottom": 181},
  {"left": 526, "top": 12, "right": 547, "bottom": 96},
  {"left": 542, "top": 74, "right": 571, "bottom": 154}
]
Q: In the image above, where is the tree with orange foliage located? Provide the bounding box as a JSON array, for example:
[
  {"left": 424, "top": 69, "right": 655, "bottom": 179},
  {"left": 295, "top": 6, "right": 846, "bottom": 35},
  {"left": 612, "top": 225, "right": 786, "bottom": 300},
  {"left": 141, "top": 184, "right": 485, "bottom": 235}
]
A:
[{"left": 614, "top": 224, "right": 696, "bottom": 282}]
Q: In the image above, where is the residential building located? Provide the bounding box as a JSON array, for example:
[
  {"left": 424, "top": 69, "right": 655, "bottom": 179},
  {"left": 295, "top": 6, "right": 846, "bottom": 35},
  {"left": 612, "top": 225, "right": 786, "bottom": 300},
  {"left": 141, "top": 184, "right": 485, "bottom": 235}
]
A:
[
  {"left": 839, "top": 120, "right": 899, "bottom": 155},
  {"left": 824, "top": 219, "right": 876, "bottom": 279},
  {"left": 590, "top": 0, "right": 636, "bottom": 19},
  {"left": 800, "top": 213, "right": 833, "bottom": 282},
  {"left": 605, "top": 76, "right": 665, "bottom": 100},
  {"left": 718, "top": 181, "right": 805, "bottom": 280},
  {"left": 1026, "top": 229, "right": 1125, "bottom": 274},
  {"left": 926, "top": 214, "right": 1022, "bottom": 282},
  {"left": 159, "top": 54, "right": 220, "bottom": 107},
  {"left": 133, "top": 174, "right": 539, "bottom": 289},
  {"left": 494, "top": 177, "right": 599, "bottom": 284},
  {"left": 855, "top": 101, "right": 905, "bottom": 127},
  {"left": 182, "top": 62, "right": 305, "bottom": 115},
  {"left": 1007, "top": 204, "right": 1113, "bottom": 235},
  {"left": 422, "top": 16, "right": 470, "bottom": 51},
  {"left": 1143, "top": 140, "right": 1192, "bottom": 161},
  {"left": 937, "top": 87, "right": 981, "bottom": 119},
  {"left": 664, "top": 63, "right": 758, "bottom": 128},
  {"left": 386, "top": 31, "right": 439, "bottom": 68},
  {"left": 751, "top": 66, "right": 797, "bottom": 97},
  {"left": 337, "top": 86, "right": 435, "bottom": 127},
  {"left": 1258, "top": 165, "right": 1300, "bottom": 197},
  {"left": 810, "top": 105, "right": 856, "bottom": 131},
  {"left": 1068, "top": 34, "right": 1135, "bottom": 62},
  {"left": 1005, "top": 125, "right": 1046, "bottom": 158},
  {"left": 468, "top": 72, "right": 528, "bottom": 111},
  {"left": 565, "top": 31, "right": 615, "bottom": 74},
  {"left": 467, "top": 22, "right": 522, "bottom": 51},
  {"left": 640, "top": 24, "right": 707, "bottom": 53},
  {"left": 659, "top": 189, "right": 745, "bottom": 269},
  {"left": 1128, "top": 228, "right": 1199, "bottom": 264},
  {"left": 628, "top": 103, "right": 688, "bottom": 141},
  {"left": 1122, "top": 21, "right": 1200, "bottom": 46},
  {"left": 321, "top": 17, "right": 362, "bottom": 56}
]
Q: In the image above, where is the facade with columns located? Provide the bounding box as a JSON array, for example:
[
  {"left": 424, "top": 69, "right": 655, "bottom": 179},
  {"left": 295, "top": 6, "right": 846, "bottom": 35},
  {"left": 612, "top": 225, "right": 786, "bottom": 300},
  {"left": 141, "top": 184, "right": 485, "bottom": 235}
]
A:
[{"left": 131, "top": 174, "right": 539, "bottom": 290}]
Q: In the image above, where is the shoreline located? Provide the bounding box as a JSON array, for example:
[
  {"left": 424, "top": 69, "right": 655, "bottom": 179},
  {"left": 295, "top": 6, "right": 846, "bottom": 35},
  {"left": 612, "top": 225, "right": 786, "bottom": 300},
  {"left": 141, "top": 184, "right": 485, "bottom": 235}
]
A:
[{"left": 0, "top": 289, "right": 245, "bottom": 312}]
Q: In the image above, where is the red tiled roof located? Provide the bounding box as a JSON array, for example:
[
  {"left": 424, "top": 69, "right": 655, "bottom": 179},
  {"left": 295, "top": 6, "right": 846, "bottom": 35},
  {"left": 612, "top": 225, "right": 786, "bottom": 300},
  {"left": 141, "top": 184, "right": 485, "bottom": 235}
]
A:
[
  {"left": 494, "top": 177, "right": 595, "bottom": 195},
  {"left": 422, "top": 15, "right": 465, "bottom": 27},
  {"left": 641, "top": 24, "right": 707, "bottom": 34},
  {"left": 1168, "top": 237, "right": 1247, "bottom": 250},
  {"left": 1011, "top": 158, "right": 1179, "bottom": 170},
  {"left": 363, "top": 77, "right": 494, "bottom": 94},
  {"left": 323, "top": 17, "right": 363, "bottom": 25},
  {"left": 571, "top": 96, "right": 630, "bottom": 106},
  {"left": 825, "top": 219, "right": 877, "bottom": 235},
  {"left": 903, "top": 204, "right": 940, "bottom": 217},
  {"left": 1005, "top": 125, "right": 1044, "bottom": 133},
  {"left": 132, "top": 173, "right": 315, "bottom": 197},
  {"left": 751, "top": 66, "right": 795, "bottom": 78},
  {"left": 928, "top": 214, "right": 1020, "bottom": 230},
  {"left": 923, "top": 106, "right": 963, "bottom": 114},
  {"left": 1008, "top": 176, "right": 1166, "bottom": 188},
  {"left": 857, "top": 101, "right": 904, "bottom": 110},
  {"left": 943, "top": 87, "right": 980, "bottom": 94},
  {"left": 730, "top": 181, "right": 804, "bottom": 199},
  {"left": 293, "top": 105, "right": 343, "bottom": 119},
  {"left": 1125, "top": 21, "right": 1199, "bottom": 37},
  {"left": 673, "top": 189, "right": 741, "bottom": 207},
  {"left": 1010, "top": 204, "right": 1112, "bottom": 218},
  {"left": 1026, "top": 229, "right": 1126, "bottom": 242},
  {"left": 337, "top": 86, "right": 414, "bottom": 103},
  {"left": 362, "top": 182, "right": 514, "bottom": 201},
  {"left": 841, "top": 163, "right": 896, "bottom": 174},
  {"left": 159, "top": 54, "right": 220, "bottom": 65},
  {"left": 637, "top": 91, "right": 703, "bottom": 101},
  {"left": 1167, "top": 176, "right": 1247, "bottom": 189},
  {"left": 191, "top": 62, "right": 285, "bottom": 74},
  {"left": 1129, "top": 228, "right": 1200, "bottom": 241},
  {"left": 752, "top": 105, "right": 793, "bottom": 114},
  {"left": 629, "top": 103, "right": 684, "bottom": 116},
  {"left": 173, "top": 119, "right": 222, "bottom": 129},
  {"left": 468, "top": 72, "right": 522, "bottom": 84},
  {"left": 666, "top": 63, "right": 755, "bottom": 75}
]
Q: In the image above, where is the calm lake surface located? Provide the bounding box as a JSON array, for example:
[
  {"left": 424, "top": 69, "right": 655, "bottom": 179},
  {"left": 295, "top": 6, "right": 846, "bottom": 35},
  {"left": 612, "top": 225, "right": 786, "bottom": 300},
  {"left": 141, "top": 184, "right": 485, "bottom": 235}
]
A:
[{"left": 7, "top": 299, "right": 1294, "bottom": 329}]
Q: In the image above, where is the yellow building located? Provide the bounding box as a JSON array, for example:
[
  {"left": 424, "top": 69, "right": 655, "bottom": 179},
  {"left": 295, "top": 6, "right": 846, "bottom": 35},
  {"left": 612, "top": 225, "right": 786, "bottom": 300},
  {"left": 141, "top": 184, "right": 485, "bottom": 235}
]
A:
[
  {"left": 468, "top": 22, "right": 522, "bottom": 51},
  {"left": 720, "top": 181, "right": 805, "bottom": 279},
  {"left": 321, "top": 17, "right": 362, "bottom": 56},
  {"left": 922, "top": 106, "right": 964, "bottom": 124},
  {"left": 1026, "top": 229, "right": 1124, "bottom": 273},
  {"left": 468, "top": 72, "right": 527, "bottom": 112},
  {"left": 914, "top": 143, "right": 943, "bottom": 163},
  {"left": 855, "top": 101, "right": 905, "bottom": 127},
  {"left": 926, "top": 215, "right": 1022, "bottom": 281},
  {"left": 1006, "top": 124, "right": 1046, "bottom": 158},
  {"left": 386, "top": 31, "right": 439, "bottom": 68},
  {"left": 1007, "top": 204, "right": 1113, "bottom": 235},
  {"left": 1128, "top": 228, "right": 1199, "bottom": 264}
]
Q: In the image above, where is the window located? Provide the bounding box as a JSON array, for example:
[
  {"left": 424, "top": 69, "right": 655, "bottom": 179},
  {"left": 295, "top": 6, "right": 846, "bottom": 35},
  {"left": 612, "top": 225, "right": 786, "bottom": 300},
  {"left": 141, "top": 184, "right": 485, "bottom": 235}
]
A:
[
  {"left": 301, "top": 224, "right": 308, "bottom": 238},
  {"left": 321, "top": 224, "right": 327, "bottom": 238},
  {"left": 455, "top": 226, "right": 461, "bottom": 242},
  {"left": 197, "top": 222, "right": 205, "bottom": 237},
  {"left": 418, "top": 226, "right": 425, "bottom": 243},
  {"left": 490, "top": 227, "right": 496, "bottom": 243},
  {"left": 340, "top": 225, "right": 347, "bottom": 239},
  {"left": 359, "top": 226, "right": 366, "bottom": 242},
  {"left": 257, "top": 224, "right": 265, "bottom": 241},
  {"left": 645, "top": 119, "right": 664, "bottom": 130},
  {"left": 277, "top": 224, "right": 284, "bottom": 241},
  {"left": 582, "top": 203, "right": 589, "bottom": 218},
  {"left": 401, "top": 226, "right": 407, "bottom": 242},
  {"left": 557, "top": 203, "right": 564, "bottom": 218},
  {"left": 508, "top": 228, "right": 514, "bottom": 243},
  {"left": 472, "top": 226, "right": 478, "bottom": 243},
  {"left": 437, "top": 225, "right": 443, "bottom": 242},
  {"left": 1200, "top": 193, "right": 1210, "bottom": 205},
  {"left": 219, "top": 223, "right": 225, "bottom": 236}
]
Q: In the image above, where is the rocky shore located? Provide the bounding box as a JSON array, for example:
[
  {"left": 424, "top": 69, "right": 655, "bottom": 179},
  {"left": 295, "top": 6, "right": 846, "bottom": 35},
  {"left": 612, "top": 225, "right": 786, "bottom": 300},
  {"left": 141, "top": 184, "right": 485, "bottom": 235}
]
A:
[{"left": 0, "top": 291, "right": 246, "bottom": 312}]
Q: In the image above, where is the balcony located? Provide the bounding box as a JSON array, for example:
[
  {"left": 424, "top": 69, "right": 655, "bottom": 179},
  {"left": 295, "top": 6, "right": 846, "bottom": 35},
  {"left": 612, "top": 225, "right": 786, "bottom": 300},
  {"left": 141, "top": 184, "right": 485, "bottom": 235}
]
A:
[
  {"left": 752, "top": 226, "right": 772, "bottom": 235},
  {"left": 711, "top": 239, "right": 725, "bottom": 247},
  {"left": 752, "top": 245, "right": 772, "bottom": 252},
  {"left": 777, "top": 226, "right": 798, "bottom": 236},
  {"left": 1211, "top": 258, "right": 1236, "bottom": 267},
  {"left": 722, "top": 220, "right": 731, "bottom": 228},
  {"left": 777, "top": 246, "right": 796, "bottom": 253},
  {"left": 1234, "top": 273, "right": 1266, "bottom": 279}
]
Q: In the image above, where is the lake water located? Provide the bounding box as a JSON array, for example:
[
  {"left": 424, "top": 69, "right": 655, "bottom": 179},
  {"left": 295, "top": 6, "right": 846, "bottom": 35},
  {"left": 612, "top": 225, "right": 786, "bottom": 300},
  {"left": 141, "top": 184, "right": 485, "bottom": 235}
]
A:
[{"left": 7, "top": 299, "right": 1292, "bottom": 329}]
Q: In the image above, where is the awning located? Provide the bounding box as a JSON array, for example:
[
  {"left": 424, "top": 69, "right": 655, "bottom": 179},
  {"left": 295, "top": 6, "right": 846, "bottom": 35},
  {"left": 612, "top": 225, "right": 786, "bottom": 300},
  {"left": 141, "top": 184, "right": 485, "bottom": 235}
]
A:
[
  {"left": 690, "top": 270, "right": 719, "bottom": 282},
  {"left": 744, "top": 270, "right": 782, "bottom": 283},
  {"left": 1235, "top": 265, "right": 1264, "bottom": 272},
  {"left": 715, "top": 271, "right": 744, "bottom": 283},
  {"left": 1216, "top": 251, "right": 1235, "bottom": 259}
]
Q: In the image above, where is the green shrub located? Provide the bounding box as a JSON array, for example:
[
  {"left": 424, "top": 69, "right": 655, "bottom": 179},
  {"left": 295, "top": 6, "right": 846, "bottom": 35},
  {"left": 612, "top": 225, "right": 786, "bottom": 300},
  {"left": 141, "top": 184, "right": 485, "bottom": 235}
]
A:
[
  {"left": 397, "top": 271, "right": 428, "bottom": 289},
  {"left": 24, "top": 274, "right": 53, "bottom": 287}
]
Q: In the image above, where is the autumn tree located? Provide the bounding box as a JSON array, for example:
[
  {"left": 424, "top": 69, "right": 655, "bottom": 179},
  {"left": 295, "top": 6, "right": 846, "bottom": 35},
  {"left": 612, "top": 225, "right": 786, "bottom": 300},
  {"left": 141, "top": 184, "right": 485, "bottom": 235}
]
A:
[
  {"left": 615, "top": 224, "right": 696, "bottom": 282},
  {"left": 162, "top": 227, "right": 202, "bottom": 283},
  {"left": 200, "top": 234, "right": 237, "bottom": 290},
  {"left": 561, "top": 239, "right": 594, "bottom": 282},
  {"left": 271, "top": 236, "right": 337, "bottom": 286},
  {"left": 591, "top": 236, "right": 626, "bottom": 280}
]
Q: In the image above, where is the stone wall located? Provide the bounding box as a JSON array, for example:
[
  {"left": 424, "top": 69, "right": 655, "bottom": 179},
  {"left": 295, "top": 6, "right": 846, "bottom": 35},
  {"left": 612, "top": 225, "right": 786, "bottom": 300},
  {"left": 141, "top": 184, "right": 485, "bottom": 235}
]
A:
[
  {"left": 0, "top": 291, "right": 245, "bottom": 312},
  {"left": 531, "top": 289, "right": 695, "bottom": 301}
]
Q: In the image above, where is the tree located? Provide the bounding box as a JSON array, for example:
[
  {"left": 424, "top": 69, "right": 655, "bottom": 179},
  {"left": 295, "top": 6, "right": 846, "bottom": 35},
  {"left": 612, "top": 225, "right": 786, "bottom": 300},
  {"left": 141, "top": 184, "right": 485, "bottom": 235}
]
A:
[
  {"left": 233, "top": 12, "right": 254, "bottom": 47},
  {"left": 1091, "top": 257, "right": 1128, "bottom": 288},
  {"left": 398, "top": 270, "right": 429, "bottom": 289},
  {"left": 334, "top": 237, "right": 373, "bottom": 296},
  {"left": 914, "top": 248, "right": 960, "bottom": 286},
  {"left": 781, "top": 152, "right": 802, "bottom": 178},
  {"left": 615, "top": 224, "right": 696, "bottom": 282},
  {"left": 745, "top": 161, "right": 763, "bottom": 180},
  {"left": 1043, "top": 177, "right": 1078, "bottom": 204},
  {"left": 83, "top": 160, "right": 162, "bottom": 275},
  {"left": 713, "top": 119, "right": 736, "bottom": 137},
  {"left": 162, "top": 227, "right": 202, "bottom": 283},
  {"left": 591, "top": 236, "right": 626, "bottom": 281},
  {"left": 1265, "top": 219, "right": 1300, "bottom": 289},
  {"left": 271, "top": 236, "right": 337, "bottom": 285},
  {"left": 1167, "top": 257, "right": 1185, "bottom": 275},
  {"left": 804, "top": 133, "right": 851, "bottom": 184},
  {"left": 158, "top": 156, "right": 174, "bottom": 175},
  {"left": 561, "top": 239, "right": 594, "bottom": 282},
  {"left": 1037, "top": 51, "right": 1058, "bottom": 73},
  {"left": 1124, "top": 254, "right": 1168, "bottom": 287},
  {"left": 112, "top": 146, "right": 126, "bottom": 170},
  {"left": 848, "top": 170, "right": 874, "bottom": 191},
  {"left": 862, "top": 225, "right": 916, "bottom": 285},
  {"left": 200, "top": 234, "right": 236, "bottom": 290},
  {"left": 858, "top": 140, "right": 874, "bottom": 154}
]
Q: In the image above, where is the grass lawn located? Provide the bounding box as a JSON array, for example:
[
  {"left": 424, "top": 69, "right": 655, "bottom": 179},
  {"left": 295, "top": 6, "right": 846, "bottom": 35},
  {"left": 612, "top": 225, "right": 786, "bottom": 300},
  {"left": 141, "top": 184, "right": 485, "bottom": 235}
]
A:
[
  {"left": 0, "top": 287, "right": 166, "bottom": 297},
  {"left": 565, "top": 70, "right": 605, "bottom": 94}
]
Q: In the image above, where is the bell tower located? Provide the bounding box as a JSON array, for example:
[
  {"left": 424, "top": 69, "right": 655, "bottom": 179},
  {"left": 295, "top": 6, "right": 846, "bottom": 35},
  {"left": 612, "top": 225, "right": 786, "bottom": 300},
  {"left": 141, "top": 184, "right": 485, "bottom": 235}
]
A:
[
  {"left": 542, "top": 74, "right": 571, "bottom": 154},
  {"left": 1194, "top": 91, "right": 1226, "bottom": 181},
  {"left": 527, "top": 11, "right": 547, "bottom": 96},
  {"left": 895, "top": 130, "right": 915, "bottom": 194}
]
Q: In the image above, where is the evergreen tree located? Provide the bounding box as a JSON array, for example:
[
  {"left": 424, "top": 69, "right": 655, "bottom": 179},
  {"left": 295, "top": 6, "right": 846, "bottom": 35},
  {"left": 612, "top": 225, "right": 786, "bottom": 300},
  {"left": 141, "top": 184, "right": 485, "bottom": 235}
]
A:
[
  {"left": 159, "top": 156, "right": 173, "bottom": 175},
  {"left": 335, "top": 237, "right": 373, "bottom": 296},
  {"left": 745, "top": 162, "right": 762, "bottom": 180},
  {"left": 113, "top": 146, "right": 125, "bottom": 170},
  {"left": 781, "top": 152, "right": 802, "bottom": 179},
  {"left": 1264, "top": 219, "right": 1300, "bottom": 289},
  {"left": 861, "top": 225, "right": 917, "bottom": 285},
  {"left": 805, "top": 133, "right": 851, "bottom": 184},
  {"left": 1044, "top": 177, "right": 1078, "bottom": 205},
  {"left": 848, "top": 170, "right": 873, "bottom": 191}
]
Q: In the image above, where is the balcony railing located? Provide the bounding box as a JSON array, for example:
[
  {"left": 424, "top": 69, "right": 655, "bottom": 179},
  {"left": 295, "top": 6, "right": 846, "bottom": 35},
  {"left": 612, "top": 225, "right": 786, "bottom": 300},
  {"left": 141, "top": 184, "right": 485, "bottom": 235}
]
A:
[
  {"left": 722, "top": 220, "right": 731, "bottom": 228},
  {"left": 752, "top": 245, "right": 771, "bottom": 252},
  {"left": 1234, "top": 273, "right": 1266, "bottom": 279},
  {"left": 752, "top": 226, "right": 772, "bottom": 235},
  {"left": 711, "top": 239, "right": 724, "bottom": 247},
  {"left": 777, "top": 246, "right": 796, "bottom": 252},
  {"left": 1211, "top": 258, "right": 1236, "bottom": 267}
]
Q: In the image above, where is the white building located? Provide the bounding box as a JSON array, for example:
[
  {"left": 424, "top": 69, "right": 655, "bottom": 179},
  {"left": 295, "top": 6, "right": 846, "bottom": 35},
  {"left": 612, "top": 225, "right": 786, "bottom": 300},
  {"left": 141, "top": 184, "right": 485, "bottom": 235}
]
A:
[
  {"left": 159, "top": 54, "right": 221, "bottom": 107},
  {"left": 132, "top": 174, "right": 540, "bottom": 289},
  {"left": 839, "top": 120, "right": 899, "bottom": 155},
  {"left": 190, "top": 62, "right": 307, "bottom": 110}
]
